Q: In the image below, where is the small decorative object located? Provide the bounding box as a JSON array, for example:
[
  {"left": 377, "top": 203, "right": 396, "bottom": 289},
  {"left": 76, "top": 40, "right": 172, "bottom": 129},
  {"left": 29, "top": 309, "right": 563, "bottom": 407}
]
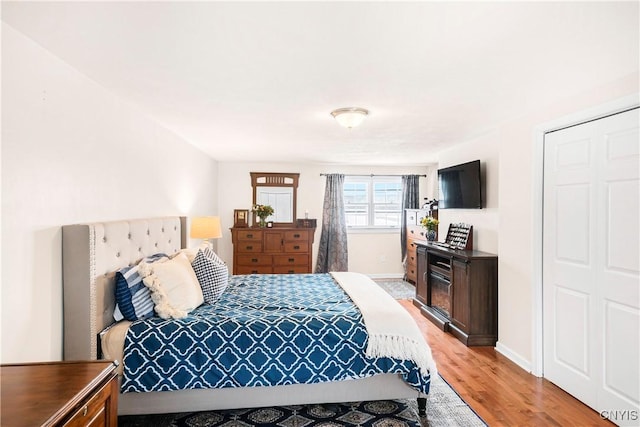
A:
[
  {"left": 233, "top": 209, "right": 249, "bottom": 228},
  {"left": 420, "top": 216, "right": 439, "bottom": 242},
  {"left": 445, "top": 223, "right": 473, "bottom": 250},
  {"left": 266, "top": 221, "right": 274, "bottom": 228},
  {"left": 252, "top": 204, "right": 274, "bottom": 228}
]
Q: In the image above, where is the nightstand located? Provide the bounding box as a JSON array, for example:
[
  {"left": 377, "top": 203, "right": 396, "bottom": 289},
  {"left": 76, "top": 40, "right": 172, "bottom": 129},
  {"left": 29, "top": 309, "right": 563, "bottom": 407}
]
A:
[{"left": 1, "top": 360, "right": 118, "bottom": 426}]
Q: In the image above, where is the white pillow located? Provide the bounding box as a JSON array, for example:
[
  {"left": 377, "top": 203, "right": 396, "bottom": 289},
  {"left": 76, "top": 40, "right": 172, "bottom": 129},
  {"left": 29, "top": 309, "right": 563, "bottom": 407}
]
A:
[
  {"left": 172, "top": 247, "right": 199, "bottom": 263},
  {"left": 139, "top": 252, "right": 204, "bottom": 319}
]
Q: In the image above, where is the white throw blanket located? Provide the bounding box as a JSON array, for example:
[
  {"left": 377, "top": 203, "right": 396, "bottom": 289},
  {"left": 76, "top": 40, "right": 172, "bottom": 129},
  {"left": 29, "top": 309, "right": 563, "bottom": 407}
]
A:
[{"left": 331, "top": 272, "right": 437, "bottom": 377}]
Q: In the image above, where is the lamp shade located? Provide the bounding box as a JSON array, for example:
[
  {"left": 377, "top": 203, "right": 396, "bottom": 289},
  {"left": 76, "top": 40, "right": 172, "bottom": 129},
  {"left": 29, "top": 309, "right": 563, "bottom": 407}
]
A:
[{"left": 190, "top": 216, "right": 222, "bottom": 239}]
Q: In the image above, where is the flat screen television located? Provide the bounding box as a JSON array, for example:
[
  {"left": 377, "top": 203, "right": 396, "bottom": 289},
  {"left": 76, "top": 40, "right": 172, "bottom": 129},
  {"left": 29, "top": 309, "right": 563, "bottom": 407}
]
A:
[{"left": 438, "top": 160, "right": 482, "bottom": 209}]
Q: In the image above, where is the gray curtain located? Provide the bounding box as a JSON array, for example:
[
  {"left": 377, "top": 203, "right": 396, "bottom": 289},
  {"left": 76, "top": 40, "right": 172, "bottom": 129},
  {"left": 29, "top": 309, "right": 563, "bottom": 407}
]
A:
[
  {"left": 401, "top": 175, "right": 421, "bottom": 262},
  {"left": 315, "top": 174, "right": 348, "bottom": 272}
]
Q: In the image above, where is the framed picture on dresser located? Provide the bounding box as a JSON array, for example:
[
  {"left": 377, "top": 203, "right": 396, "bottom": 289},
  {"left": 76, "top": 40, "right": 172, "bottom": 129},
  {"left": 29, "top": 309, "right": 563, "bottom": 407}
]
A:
[{"left": 233, "top": 209, "right": 249, "bottom": 228}]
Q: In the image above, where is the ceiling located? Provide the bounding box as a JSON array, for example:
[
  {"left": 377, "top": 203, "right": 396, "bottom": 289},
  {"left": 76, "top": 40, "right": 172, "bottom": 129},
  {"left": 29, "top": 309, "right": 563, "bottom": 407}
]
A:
[{"left": 2, "top": 1, "right": 638, "bottom": 165}]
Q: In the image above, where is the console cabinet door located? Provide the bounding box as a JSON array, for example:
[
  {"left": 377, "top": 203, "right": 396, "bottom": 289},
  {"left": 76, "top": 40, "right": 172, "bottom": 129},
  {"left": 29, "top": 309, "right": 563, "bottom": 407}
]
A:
[
  {"left": 450, "top": 259, "right": 470, "bottom": 333},
  {"left": 415, "top": 246, "right": 428, "bottom": 304}
]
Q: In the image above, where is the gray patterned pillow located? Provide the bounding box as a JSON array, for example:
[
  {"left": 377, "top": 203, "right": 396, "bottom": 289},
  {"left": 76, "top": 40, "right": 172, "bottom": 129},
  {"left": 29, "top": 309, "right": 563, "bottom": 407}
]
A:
[{"left": 192, "top": 249, "right": 229, "bottom": 304}]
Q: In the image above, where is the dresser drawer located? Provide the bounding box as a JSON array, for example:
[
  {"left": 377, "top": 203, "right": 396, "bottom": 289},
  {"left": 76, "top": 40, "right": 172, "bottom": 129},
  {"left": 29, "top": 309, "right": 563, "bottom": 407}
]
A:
[
  {"left": 63, "top": 377, "right": 115, "bottom": 427},
  {"left": 273, "top": 265, "right": 310, "bottom": 274},
  {"left": 273, "top": 254, "right": 308, "bottom": 266},
  {"left": 406, "top": 210, "right": 418, "bottom": 225},
  {"left": 407, "top": 238, "right": 421, "bottom": 253},
  {"left": 407, "top": 225, "right": 425, "bottom": 241},
  {"left": 283, "top": 242, "right": 308, "bottom": 253},
  {"left": 406, "top": 250, "right": 418, "bottom": 267},
  {"left": 406, "top": 264, "right": 418, "bottom": 283},
  {"left": 236, "top": 241, "right": 264, "bottom": 253},
  {"left": 283, "top": 230, "right": 309, "bottom": 242},
  {"left": 235, "top": 265, "right": 273, "bottom": 274},
  {"left": 236, "top": 230, "right": 263, "bottom": 240},
  {"left": 236, "top": 254, "right": 272, "bottom": 266}
]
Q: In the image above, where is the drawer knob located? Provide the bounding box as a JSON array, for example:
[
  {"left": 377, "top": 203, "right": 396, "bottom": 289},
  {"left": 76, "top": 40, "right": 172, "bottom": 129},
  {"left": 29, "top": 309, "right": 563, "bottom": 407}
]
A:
[
  {"left": 251, "top": 258, "right": 258, "bottom": 263},
  {"left": 293, "top": 245, "right": 300, "bottom": 250},
  {"left": 288, "top": 258, "right": 295, "bottom": 262},
  {"left": 82, "top": 405, "right": 88, "bottom": 417},
  {"left": 294, "top": 233, "right": 300, "bottom": 238},
  {"left": 246, "top": 246, "right": 253, "bottom": 250}
]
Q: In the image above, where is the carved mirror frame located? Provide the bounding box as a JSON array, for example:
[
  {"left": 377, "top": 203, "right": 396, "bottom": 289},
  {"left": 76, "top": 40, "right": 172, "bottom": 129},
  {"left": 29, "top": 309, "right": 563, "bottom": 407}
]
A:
[{"left": 250, "top": 172, "right": 299, "bottom": 227}]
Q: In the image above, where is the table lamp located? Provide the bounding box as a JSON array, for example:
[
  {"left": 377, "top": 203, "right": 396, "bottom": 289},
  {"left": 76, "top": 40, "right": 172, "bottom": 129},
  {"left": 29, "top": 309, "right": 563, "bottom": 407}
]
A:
[{"left": 190, "top": 216, "right": 222, "bottom": 246}]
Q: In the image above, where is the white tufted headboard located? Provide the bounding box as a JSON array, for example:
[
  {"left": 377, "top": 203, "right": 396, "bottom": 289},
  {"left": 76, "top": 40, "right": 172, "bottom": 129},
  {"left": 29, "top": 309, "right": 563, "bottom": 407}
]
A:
[{"left": 62, "top": 217, "right": 186, "bottom": 360}]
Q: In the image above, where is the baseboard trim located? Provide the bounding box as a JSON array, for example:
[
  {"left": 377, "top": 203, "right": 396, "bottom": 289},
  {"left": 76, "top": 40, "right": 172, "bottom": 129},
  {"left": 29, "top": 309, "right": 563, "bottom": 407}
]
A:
[{"left": 495, "top": 342, "right": 535, "bottom": 376}]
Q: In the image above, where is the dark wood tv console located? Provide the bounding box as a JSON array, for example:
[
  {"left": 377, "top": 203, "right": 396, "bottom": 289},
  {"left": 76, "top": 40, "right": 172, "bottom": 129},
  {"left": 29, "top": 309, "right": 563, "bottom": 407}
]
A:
[{"left": 413, "top": 242, "right": 498, "bottom": 346}]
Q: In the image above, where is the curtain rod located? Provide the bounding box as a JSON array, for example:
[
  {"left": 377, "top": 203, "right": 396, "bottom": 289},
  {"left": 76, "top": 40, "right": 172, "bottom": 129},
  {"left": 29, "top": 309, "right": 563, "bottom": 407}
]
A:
[{"left": 319, "top": 173, "right": 427, "bottom": 177}]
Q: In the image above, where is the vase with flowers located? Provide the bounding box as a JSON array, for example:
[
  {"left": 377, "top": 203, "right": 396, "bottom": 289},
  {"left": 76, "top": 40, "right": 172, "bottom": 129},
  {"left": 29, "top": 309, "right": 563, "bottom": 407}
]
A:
[
  {"left": 252, "top": 204, "right": 274, "bottom": 227},
  {"left": 420, "top": 216, "right": 439, "bottom": 241}
]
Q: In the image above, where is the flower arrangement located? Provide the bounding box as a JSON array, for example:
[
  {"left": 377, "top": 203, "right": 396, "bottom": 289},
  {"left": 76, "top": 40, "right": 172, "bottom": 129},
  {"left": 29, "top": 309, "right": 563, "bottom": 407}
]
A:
[
  {"left": 252, "top": 204, "right": 274, "bottom": 224},
  {"left": 420, "top": 216, "right": 439, "bottom": 231}
]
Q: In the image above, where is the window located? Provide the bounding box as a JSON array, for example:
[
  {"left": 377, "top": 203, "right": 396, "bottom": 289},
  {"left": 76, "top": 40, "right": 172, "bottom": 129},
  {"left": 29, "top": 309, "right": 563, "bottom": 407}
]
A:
[{"left": 344, "top": 176, "right": 402, "bottom": 229}]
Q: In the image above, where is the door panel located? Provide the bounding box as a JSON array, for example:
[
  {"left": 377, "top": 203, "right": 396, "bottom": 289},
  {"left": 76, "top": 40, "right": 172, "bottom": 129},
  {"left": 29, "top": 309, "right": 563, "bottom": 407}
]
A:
[{"left": 544, "top": 107, "right": 639, "bottom": 424}]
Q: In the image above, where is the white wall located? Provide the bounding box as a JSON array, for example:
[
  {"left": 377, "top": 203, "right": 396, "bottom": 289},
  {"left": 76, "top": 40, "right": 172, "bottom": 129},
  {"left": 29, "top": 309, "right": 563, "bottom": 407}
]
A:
[
  {"left": 437, "top": 72, "right": 639, "bottom": 371},
  {"left": 436, "top": 133, "right": 500, "bottom": 254},
  {"left": 217, "top": 162, "right": 435, "bottom": 276},
  {"left": 1, "top": 24, "right": 219, "bottom": 363}
]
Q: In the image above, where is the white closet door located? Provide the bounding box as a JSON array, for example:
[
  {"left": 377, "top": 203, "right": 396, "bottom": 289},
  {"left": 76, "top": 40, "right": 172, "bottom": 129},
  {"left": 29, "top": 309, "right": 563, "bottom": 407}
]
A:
[{"left": 543, "top": 107, "right": 639, "bottom": 425}]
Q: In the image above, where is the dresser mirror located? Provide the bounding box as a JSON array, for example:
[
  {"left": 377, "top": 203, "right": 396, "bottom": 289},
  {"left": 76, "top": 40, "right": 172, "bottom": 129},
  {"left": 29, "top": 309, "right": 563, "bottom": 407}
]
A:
[{"left": 251, "top": 172, "right": 299, "bottom": 227}]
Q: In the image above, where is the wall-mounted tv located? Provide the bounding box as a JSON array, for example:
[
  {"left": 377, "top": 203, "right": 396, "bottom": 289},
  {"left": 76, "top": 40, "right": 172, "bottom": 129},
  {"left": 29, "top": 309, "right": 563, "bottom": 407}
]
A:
[{"left": 438, "top": 160, "right": 483, "bottom": 209}]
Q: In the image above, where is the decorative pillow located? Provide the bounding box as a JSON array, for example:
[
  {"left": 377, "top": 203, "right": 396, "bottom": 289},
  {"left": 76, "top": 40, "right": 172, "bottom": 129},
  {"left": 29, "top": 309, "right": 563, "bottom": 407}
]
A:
[
  {"left": 192, "top": 249, "right": 229, "bottom": 304},
  {"left": 139, "top": 252, "right": 204, "bottom": 319},
  {"left": 113, "top": 253, "right": 168, "bottom": 321},
  {"left": 200, "top": 243, "right": 226, "bottom": 265},
  {"left": 172, "top": 247, "right": 199, "bottom": 263}
]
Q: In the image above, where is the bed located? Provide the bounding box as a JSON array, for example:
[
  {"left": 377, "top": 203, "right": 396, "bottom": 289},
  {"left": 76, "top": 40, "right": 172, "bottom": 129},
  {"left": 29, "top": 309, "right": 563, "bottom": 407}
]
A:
[{"left": 62, "top": 216, "right": 435, "bottom": 415}]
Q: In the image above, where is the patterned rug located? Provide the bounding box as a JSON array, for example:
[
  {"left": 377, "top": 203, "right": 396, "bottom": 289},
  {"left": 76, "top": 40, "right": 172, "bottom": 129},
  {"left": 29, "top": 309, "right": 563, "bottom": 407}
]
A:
[
  {"left": 118, "top": 375, "right": 486, "bottom": 426},
  {"left": 373, "top": 278, "right": 416, "bottom": 300}
]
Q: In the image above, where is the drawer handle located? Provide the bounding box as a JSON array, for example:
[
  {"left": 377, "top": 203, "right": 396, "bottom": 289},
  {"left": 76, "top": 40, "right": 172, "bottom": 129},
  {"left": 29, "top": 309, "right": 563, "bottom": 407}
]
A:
[
  {"left": 82, "top": 405, "right": 88, "bottom": 417},
  {"left": 293, "top": 245, "right": 300, "bottom": 250},
  {"left": 288, "top": 270, "right": 295, "bottom": 273},
  {"left": 251, "top": 270, "right": 258, "bottom": 274},
  {"left": 288, "top": 258, "right": 295, "bottom": 262},
  {"left": 247, "top": 233, "right": 253, "bottom": 238},
  {"left": 293, "top": 233, "right": 300, "bottom": 238},
  {"left": 251, "top": 258, "right": 258, "bottom": 263},
  {"left": 246, "top": 245, "right": 253, "bottom": 250}
]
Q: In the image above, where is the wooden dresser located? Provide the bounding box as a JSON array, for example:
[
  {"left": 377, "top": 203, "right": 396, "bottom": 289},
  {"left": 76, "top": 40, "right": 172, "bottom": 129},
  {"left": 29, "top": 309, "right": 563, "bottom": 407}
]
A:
[
  {"left": 1, "top": 360, "right": 118, "bottom": 427},
  {"left": 404, "top": 209, "right": 430, "bottom": 283},
  {"left": 231, "top": 226, "right": 316, "bottom": 274}
]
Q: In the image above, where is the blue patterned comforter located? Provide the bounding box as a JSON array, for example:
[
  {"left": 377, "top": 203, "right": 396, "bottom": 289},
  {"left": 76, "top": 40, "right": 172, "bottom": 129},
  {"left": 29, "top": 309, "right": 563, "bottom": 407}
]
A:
[{"left": 121, "top": 273, "right": 431, "bottom": 394}]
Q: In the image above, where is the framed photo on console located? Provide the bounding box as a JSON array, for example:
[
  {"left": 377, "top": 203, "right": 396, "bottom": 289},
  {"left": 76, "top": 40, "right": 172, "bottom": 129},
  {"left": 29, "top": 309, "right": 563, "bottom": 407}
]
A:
[{"left": 234, "top": 209, "right": 249, "bottom": 228}]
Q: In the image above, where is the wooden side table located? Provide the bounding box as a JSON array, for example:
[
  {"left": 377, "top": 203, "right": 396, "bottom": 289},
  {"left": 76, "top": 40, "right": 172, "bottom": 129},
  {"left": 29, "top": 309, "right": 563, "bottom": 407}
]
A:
[{"left": 1, "top": 360, "right": 118, "bottom": 426}]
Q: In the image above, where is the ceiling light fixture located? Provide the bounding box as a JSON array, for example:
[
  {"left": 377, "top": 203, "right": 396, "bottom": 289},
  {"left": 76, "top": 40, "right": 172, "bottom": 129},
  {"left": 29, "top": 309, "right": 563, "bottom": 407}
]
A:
[{"left": 330, "top": 107, "right": 369, "bottom": 129}]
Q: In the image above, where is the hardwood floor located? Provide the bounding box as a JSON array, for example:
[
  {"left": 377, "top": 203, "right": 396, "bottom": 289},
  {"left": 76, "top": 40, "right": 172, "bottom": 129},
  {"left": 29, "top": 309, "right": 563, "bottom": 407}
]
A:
[{"left": 398, "top": 300, "right": 614, "bottom": 427}]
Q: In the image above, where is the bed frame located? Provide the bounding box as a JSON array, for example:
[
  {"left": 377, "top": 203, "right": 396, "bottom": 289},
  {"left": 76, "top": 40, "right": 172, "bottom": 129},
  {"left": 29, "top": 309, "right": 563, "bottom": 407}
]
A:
[{"left": 62, "top": 216, "right": 425, "bottom": 415}]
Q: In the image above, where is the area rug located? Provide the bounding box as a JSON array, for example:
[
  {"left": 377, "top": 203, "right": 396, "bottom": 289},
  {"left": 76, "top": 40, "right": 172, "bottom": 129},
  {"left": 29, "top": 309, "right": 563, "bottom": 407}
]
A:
[
  {"left": 118, "top": 375, "right": 486, "bottom": 427},
  {"left": 373, "top": 278, "right": 416, "bottom": 300}
]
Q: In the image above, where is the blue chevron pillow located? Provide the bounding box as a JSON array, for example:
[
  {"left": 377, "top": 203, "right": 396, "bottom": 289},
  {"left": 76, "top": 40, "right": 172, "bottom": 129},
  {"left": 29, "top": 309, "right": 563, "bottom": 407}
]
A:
[
  {"left": 114, "top": 253, "right": 167, "bottom": 321},
  {"left": 192, "top": 249, "right": 228, "bottom": 304}
]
